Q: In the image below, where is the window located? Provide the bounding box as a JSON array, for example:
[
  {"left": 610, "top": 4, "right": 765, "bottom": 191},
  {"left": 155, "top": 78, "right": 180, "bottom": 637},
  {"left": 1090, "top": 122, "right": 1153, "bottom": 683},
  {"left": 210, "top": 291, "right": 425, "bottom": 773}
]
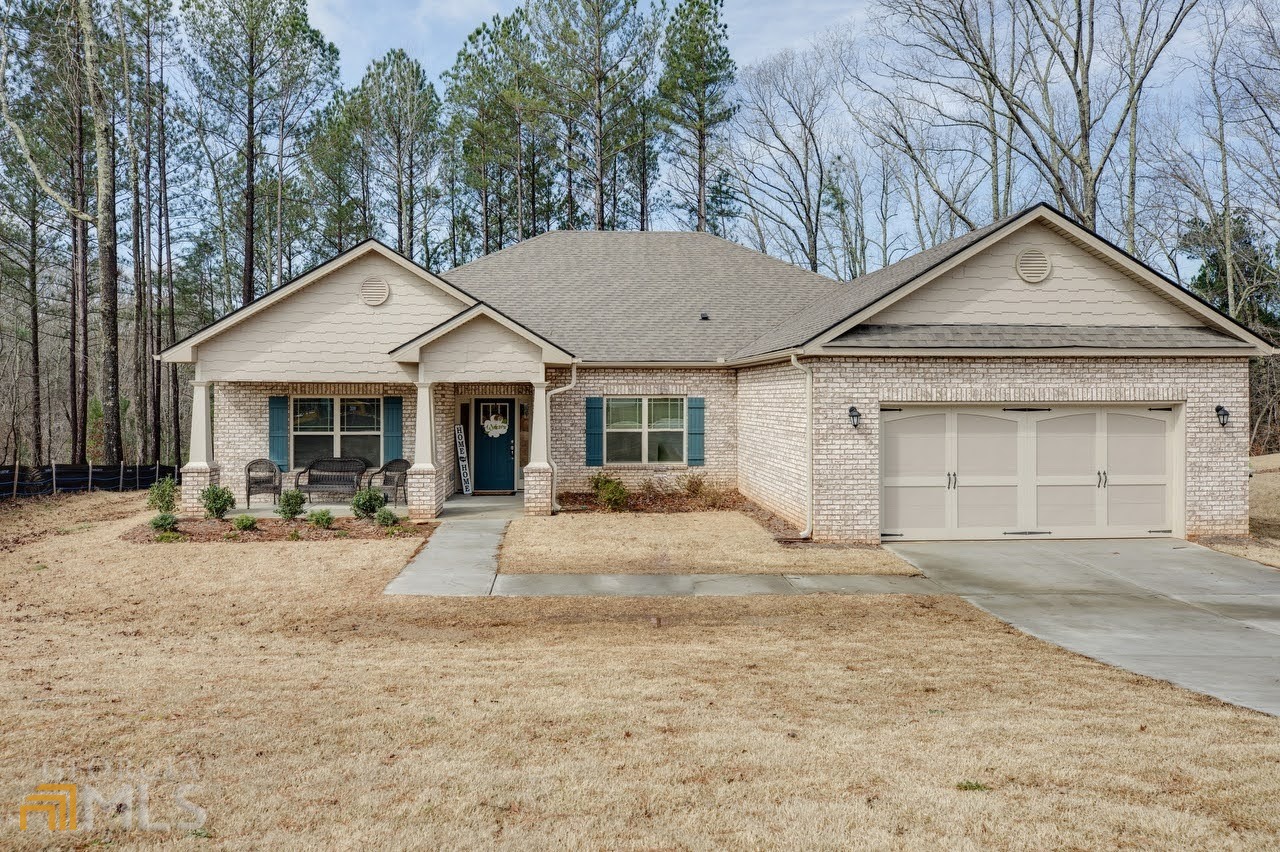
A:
[
  {"left": 292, "top": 397, "right": 382, "bottom": 468},
  {"left": 604, "top": 397, "right": 685, "bottom": 464}
]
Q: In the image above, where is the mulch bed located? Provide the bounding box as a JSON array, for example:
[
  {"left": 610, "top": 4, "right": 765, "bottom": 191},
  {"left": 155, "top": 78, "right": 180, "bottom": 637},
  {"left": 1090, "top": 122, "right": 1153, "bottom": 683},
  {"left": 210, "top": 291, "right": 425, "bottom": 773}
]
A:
[
  {"left": 556, "top": 490, "right": 804, "bottom": 540},
  {"left": 121, "top": 516, "right": 433, "bottom": 544}
]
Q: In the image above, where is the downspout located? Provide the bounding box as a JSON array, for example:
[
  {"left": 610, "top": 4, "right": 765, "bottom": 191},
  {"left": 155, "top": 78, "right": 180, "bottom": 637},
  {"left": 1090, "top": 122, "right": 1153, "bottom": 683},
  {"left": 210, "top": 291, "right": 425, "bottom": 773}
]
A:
[
  {"left": 790, "top": 354, "right": 814, "bottom": 539},
  {"left": 546, "top": 360, "right": 579, "bottom": 511}
]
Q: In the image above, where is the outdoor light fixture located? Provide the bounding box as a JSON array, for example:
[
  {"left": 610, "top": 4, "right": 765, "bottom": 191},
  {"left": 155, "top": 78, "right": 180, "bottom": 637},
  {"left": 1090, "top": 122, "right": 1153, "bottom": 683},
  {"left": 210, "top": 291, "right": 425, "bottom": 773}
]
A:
[
  {"left": 1216, "top": 405, "right": 1231, "bottom": 428},
  {"left": 848, "top": 405, "right": 862, "bottom": 428}
]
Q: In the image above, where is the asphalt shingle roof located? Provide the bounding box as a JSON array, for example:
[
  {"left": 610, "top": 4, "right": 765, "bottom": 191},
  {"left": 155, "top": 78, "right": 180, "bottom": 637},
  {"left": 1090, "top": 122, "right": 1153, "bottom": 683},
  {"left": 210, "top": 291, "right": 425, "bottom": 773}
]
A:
[
  {"left": 439, "top": 230, "right": 841, "bottom": 362},
  {"left": 827, "top": 324, "right": 1253, "bottom": 349}
]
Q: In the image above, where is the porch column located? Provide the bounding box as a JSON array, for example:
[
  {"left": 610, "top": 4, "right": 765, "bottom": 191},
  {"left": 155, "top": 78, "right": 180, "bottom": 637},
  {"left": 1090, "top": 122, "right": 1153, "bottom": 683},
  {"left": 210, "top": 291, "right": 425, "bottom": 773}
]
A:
[
  {"left": 524, "top": 380, "right": 553, "bottom": 516},
  {"left": 407, "top": 381, "right": 442, "bottom": 521},
  {"left": 180, "top": 381, "right": 219, "bottom": 514}
]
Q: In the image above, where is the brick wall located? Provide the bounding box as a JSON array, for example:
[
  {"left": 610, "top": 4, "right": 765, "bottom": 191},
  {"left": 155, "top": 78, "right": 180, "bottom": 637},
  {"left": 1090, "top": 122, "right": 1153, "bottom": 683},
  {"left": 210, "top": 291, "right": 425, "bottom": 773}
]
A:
[
  {"left": 211, "top": 382, "right": 417, "bottom": 504},
  {"left": 545, "top": 367, "right": 738, "bottom": 492},
  {"left": 809, "top": 356, "right": 1250, "bottom": 543},
  {"left": 736, "top": 362, "right": 808, "bottom": 527}
]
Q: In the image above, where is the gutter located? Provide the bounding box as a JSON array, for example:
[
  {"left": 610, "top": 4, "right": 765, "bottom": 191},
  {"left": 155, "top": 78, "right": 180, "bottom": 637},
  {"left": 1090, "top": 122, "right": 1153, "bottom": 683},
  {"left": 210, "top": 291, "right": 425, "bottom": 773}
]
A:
[
  {"left": 789, "top": 354, "right": 814, "bottom": 539},
  {"left": 545, "top": 360, "right": 579, "bottom": 511}
]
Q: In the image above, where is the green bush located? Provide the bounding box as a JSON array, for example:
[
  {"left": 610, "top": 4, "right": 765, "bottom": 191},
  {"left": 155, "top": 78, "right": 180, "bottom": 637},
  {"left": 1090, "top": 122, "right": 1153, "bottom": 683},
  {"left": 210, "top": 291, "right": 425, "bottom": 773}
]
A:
[
  {"left": 149, "top": 513, "right": 178, "bottom": 533},
  {"left": 597, "top": 479, "right": 629, "bottom": 511},
  {"left": 588, "top": 471, "right": 614, "bottom": 496},
  {"left": 146, "top": 476, "right": 178, "bottom": 513},
  {"left": 286, "top": 528, "right": 301, "bottom": 541},
  {"left": 374, "top": 507, "right": 400, "bottom": 528},
  {"left": 275, "top": 489, "right": 306, "bottom": 521},
  {"left": 307, "top": 509, "right": 335, "bottom": 529},
  {"left": 155, "top": 531, "right": 183, "bottom": 543},
  {"left": 351, "top": 487, "right": 387, "bottom": 520},
  {"left": 200, "top": 485, "right": 236, "bottom": 520},
  {"left": 231, "top": 514, "right": 257, "bottom": 532}
]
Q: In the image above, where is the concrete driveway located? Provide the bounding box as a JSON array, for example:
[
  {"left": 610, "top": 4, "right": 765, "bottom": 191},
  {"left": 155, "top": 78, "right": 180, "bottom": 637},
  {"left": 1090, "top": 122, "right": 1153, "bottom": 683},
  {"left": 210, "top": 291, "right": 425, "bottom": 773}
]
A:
[{"left": 887, "top": 539, "right": 1280, "bottom": 716}]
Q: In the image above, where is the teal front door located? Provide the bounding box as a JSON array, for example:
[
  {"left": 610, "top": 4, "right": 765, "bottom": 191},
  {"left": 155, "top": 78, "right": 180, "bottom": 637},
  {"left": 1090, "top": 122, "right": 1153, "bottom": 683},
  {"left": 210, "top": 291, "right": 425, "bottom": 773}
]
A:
[{"left": 473, "top": 398, "right": 516, "bottom": 492}]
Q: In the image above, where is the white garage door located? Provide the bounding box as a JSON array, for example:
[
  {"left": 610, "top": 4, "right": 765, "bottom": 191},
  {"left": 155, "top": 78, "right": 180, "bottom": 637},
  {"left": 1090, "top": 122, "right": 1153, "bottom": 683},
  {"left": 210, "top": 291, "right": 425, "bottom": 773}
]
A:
[{"left": 881, "top": 405, "right": 1178, "bottom": 541}]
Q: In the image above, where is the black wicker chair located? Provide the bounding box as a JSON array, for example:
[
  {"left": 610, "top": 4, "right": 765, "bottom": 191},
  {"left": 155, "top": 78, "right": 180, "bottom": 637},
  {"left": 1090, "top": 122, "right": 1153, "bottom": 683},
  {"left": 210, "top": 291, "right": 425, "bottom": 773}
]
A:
[
  {"left": 366, "top": 458, "right": 411, "bottom": 507},
  {"left": 294, "top": 457, "right": 367, "bottom": 502},
  {"left": 245, "top": 458, "right": 282, "bottom": 506}
]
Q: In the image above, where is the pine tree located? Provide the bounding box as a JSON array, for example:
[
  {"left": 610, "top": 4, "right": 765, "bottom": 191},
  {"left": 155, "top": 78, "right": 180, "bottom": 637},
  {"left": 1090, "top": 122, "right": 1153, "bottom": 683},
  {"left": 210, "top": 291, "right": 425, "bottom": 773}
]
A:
[{"left": 656, "top": 0, "right": 735, "bottom": 232}]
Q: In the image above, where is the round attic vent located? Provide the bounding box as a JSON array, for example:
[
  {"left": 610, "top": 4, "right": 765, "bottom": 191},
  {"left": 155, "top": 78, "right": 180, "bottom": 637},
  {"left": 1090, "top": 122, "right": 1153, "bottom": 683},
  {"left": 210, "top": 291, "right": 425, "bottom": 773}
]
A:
[
  {"left": 360, "top": 277, "right": 389, "bottom": 306},
  {"left": 1016, "top": 248, "right": 1052, "bottom": 283}
]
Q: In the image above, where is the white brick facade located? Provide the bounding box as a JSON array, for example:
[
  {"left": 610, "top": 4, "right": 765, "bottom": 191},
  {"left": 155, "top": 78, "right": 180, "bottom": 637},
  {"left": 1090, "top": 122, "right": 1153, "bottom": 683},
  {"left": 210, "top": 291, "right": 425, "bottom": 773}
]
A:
[
  {"left": 544, "top": 367, "right": 738, "bottom": 491},
  {"left": 200, "top": 356, "right": 1250, "bottom": 543},
  {"left": 736, "top": 362, "right": 808, "bottom": 527},
  {"left": 807, "top": 356, "right": 1250, "bottom": 543},
  {"left": 210, "top": 382, "right": 418, "bottom": 505}
]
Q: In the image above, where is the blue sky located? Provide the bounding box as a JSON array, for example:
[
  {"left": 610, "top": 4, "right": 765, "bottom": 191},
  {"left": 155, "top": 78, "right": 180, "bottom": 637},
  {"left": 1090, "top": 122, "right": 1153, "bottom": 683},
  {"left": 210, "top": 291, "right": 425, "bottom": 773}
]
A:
[{"left": 309, "top": 0, "right": 869, "bottom": 85}]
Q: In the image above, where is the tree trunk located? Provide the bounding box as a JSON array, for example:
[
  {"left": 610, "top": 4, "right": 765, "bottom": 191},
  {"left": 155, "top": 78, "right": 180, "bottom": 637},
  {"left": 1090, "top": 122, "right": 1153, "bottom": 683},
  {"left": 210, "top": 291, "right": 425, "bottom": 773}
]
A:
[
  {"left": 77, "top": 0, "right": 123, "bottom": 465},
  {"left": 26, "top": 194, "right": 43, "bottom": 465},
  {"left": 242, "top": 43, "right": 257, "bottom": 307}
]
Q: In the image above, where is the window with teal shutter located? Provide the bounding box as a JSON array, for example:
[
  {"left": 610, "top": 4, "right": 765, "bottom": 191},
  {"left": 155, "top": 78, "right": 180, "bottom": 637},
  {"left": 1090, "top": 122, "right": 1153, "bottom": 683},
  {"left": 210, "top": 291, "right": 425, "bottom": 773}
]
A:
[
  {"left": 268, "top": 396, "right": 289, "bottom": 470},
  {"left": 687, "top": 397, "right": 705, "bottom": 466},
  {"left": 585, "top": 397, "right": 604, "bottom": 466},
  {"left": 383, "top": 396, "right": 403, "bottom": 461}
]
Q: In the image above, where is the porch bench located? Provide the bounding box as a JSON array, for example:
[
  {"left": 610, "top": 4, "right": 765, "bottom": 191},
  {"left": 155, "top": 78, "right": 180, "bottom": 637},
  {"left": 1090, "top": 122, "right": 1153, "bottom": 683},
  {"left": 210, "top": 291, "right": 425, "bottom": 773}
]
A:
[{"left": 294, "top": 457, "right": 367, "bottom": 501}]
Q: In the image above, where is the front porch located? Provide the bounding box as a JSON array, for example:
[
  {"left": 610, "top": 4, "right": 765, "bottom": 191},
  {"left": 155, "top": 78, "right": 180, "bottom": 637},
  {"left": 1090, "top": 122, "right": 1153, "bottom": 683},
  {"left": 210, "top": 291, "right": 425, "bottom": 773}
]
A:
[{"left": 179, "top": 377, "right": 558, "bottom": 521}]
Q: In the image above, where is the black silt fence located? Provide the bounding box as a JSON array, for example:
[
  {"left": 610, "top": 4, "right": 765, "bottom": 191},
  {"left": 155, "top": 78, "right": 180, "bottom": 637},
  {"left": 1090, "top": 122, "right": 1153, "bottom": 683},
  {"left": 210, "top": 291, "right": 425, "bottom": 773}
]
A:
[{"left": 0, "top": 463, "right": 180, "bottom": 498}]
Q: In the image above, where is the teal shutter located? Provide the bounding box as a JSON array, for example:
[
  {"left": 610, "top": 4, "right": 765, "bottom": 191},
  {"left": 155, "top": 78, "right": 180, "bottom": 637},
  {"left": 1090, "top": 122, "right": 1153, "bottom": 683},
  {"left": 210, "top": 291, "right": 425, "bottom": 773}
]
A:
[
  {"left": 585, "top": 397, "right": 604, "bottom": 467},
  {"left": 687, "top": 397, "right": 705, "bottom": 467},
  {"left": 383, "top": 396, "right": 403, "bottom": 462},
  {"left": 268, "top": 396, "right": 289, "bottom": 471}
]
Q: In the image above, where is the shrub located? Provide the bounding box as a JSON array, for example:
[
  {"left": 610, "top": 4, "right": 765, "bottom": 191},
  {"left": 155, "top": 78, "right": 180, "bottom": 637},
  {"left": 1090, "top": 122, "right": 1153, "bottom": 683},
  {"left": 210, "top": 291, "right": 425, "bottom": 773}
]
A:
[
  {"left": 286, "top": 528, "right": 301, "bottom": 541},
  {"left": 374, "top": 507, "right": 400, "bottom": 528},
  {"left": 351, "top": 488, "right": 387, "bottom": 520},
  {"left": 149, "top": 513, "right": 178, "bottom": 533},
  {"left": 698, "top": 487, "right": 731, "bottom": 510},
  {"left": 588, "top": 471, "right": 614, "bottom": 496},
  {"left": 200, "top": 485, "right": 236, "bottom": 520},
  {"left": 597, "top": 479, "right": 629, "bottom": 511},
  {"left": 146, "top": 476, "right": 178, "bottom": 513},
  {"left": 307, "top": 509, "right": 335, "bottom": 529},
  {"left": 155, "top": 531, "right": 183, "bottom": 543},
  {"left": 231, "top": 514, "right": 257, "bottom": 532},
  {"left": 679, "top": 472, "right": 706, "bottom": 497},
  {"left": 275, "top": 489, "right": 306, "bottom": 521}
]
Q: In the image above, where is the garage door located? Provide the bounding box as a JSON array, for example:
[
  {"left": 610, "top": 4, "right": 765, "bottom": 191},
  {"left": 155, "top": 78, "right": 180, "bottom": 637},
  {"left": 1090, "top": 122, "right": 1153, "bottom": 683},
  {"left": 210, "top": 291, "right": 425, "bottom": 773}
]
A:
[{"left": 881, "top": 405, "right": 1178, "bottom": 540}]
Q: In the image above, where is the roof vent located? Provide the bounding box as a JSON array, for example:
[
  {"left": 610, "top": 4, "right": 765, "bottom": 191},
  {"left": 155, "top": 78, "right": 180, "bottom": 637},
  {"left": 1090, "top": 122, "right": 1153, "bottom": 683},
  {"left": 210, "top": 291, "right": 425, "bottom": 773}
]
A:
[
  {"left": 360, "top": 277, "right": 389, "bottom": 306},
  {"left": 1016, "top": 248, "right": 1052, "bottom": 283},
  {"left": 700, "top": 312, "right": 710, "bottom": 321}
]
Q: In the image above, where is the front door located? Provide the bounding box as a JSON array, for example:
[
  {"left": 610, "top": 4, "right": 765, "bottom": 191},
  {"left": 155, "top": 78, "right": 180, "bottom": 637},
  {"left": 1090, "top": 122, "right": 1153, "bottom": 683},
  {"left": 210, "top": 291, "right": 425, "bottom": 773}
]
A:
[{"left": 473, "top": 398, "right": 516, "bottom": 492}]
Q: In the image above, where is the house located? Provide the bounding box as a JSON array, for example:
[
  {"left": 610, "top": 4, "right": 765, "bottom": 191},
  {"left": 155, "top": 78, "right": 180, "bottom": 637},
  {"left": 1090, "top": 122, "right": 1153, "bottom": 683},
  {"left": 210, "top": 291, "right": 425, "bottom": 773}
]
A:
[{"left": 159, "top": 204, "right": 1271, "bottom": 543}]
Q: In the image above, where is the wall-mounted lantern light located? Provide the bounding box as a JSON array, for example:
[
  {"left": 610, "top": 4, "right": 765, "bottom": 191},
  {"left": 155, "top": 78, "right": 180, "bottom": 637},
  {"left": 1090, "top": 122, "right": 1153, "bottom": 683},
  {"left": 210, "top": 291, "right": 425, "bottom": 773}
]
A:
[
  {"left": 1215, "top": 405, "right": 1230, "bottom": 428},
  {"left": 848, "top": 405, "right": 862, "bottom": 429}
]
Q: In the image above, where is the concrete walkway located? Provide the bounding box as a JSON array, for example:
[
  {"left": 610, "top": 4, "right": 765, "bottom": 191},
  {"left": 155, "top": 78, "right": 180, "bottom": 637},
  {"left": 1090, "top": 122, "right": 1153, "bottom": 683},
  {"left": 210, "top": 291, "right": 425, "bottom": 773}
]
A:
[
  {"left": 889, "top": 539, "right": 1280, "bottom": 716},
  {"left": 383, "top": 495, "right": 524, "bottom": 596},
  {"left": 384, "top": 494, "right": 941, "bottom": 597}
]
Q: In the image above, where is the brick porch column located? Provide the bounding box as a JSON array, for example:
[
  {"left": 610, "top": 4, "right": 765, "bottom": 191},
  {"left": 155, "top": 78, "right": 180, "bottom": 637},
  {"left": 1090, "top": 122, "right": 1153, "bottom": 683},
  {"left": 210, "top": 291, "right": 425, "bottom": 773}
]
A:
[
  {"left": 407, "top": 381, "right": 443, "bottom": 520},
  {"left": 179, "top": 381, "right": 219, "bottom": 514},
  {"left": 523, "top": 380, "right": 552, "bottom": 515}
]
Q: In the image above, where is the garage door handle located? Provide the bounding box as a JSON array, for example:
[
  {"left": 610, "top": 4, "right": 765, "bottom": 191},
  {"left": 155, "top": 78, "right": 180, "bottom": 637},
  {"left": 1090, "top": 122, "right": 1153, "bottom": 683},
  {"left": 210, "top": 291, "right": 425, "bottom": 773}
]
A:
[
  {"left": 1097, "top": 470, "right": 1102, "bottom": 488},
  {"left": 1103, "top": 471, "right": 1108, "bottom": 487}
]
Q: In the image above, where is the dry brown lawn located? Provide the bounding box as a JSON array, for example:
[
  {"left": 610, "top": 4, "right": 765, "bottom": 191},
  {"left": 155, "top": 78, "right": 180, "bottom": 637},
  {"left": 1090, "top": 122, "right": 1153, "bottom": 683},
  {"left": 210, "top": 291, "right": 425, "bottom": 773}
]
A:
[
  {"left": 499, "top": 511, "right": 917, "bottom": 575},
  {"left": 2, "top": 495, "right": 1279, "bottom": 849},
  {"left": 1206, "top": 462, "right": 1280, "bottom": 568}
]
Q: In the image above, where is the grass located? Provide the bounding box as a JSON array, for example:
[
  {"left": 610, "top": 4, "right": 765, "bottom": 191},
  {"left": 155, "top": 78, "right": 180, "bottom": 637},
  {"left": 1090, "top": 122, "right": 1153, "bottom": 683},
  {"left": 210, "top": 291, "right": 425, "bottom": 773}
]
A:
[
  {"left": 499, "top": 511, "right": 918, "bottom": 575},
  {"left": 1, "top": 495, "right": 1279, "bottom": 848}
]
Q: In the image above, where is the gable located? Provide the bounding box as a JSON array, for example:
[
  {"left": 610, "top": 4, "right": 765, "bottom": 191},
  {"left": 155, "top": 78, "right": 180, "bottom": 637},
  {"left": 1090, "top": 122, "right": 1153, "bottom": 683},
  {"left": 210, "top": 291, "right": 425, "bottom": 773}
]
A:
[
  {"left": 195, "top": 252, "right": 467, "bottom": 382},
  {"left": 870, "top": 222, "right": 1200, "bottom": 328},
  {"left": 418, "top": 315, "right": 544, "bottom": 383}
]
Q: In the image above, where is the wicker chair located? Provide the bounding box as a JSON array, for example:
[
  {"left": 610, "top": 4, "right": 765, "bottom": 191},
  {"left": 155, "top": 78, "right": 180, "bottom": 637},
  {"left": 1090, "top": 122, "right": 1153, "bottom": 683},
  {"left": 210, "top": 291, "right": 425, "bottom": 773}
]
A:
[
  {"left": 366, "top": 458, "right": 411, "bottom": 507},
  {"left": 245, "top": 458, "right": 282, "bottom": 506},
  {"left": 294, "top": 456, "right": 367, "bottom": 502}
]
